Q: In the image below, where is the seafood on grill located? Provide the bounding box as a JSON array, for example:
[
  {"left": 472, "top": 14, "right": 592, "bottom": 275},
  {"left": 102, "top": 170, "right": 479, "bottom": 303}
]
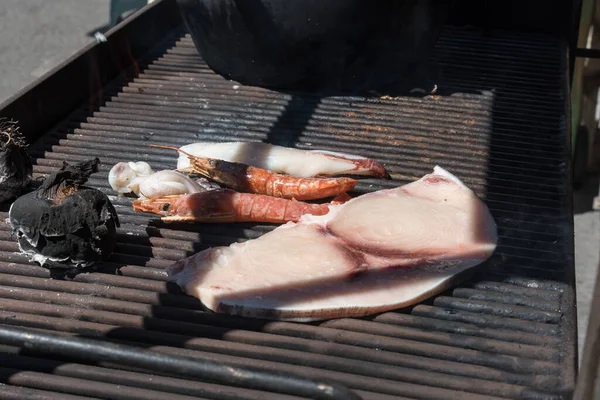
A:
[
  {"left": 175, "top": 141, "right": 389, "bottom": 178},
  {"left": 108, "top": 161, "right": 154, "bottom": 194},
  {"left": 109, "top": 161, "right": 220, "bottom": 199},
  {"left": 0, "top": 119, "right": 33, "bottom": 203},
  {"left": 153, "top": 145, "right": 358, "bottom": 201},
  {"left": 132, "top": 189, "right": 350, "bottom": 223},
  {"left": 9, "top": 158, "right": 119, "bottom": 270},
  {"left": 166, "top": 166, "right": 498, "bottom": 321}
]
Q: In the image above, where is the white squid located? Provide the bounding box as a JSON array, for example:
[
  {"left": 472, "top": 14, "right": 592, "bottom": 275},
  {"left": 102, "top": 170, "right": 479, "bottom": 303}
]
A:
[
  {"left": 175, "top": 142, "right": 389, "bottom": 178},
  {"left": 108, "top": 162, "right": 217, "bottom": 200},
  {"left": 108, "top": 161, "right": 154, "bottom": 194}
]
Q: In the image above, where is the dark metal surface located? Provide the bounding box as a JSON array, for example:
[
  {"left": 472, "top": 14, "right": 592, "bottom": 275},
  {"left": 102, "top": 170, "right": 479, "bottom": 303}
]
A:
[
  {"left": 574, "top": 47, "right": 600, "bottom": 59},
  {"left": 0, "top": 14, "right": 575, "bottom": 400},
  {"left": 0, "top": 325, "right": 358, "bottom": 400},
  {"left": 572, "top": 247, "right": 600, "bottom": 399}
]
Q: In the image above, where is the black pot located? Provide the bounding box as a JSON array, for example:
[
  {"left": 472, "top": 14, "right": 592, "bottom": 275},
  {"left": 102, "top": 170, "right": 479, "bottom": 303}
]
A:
[{"left": 175, "top": 0, "right": 451, "bottom": 93}]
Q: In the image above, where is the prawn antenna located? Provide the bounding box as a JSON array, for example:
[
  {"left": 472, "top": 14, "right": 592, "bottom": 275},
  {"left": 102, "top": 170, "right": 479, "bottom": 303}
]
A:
[{"left": 149, "top": 144, "right": 195, "bottom": 159}]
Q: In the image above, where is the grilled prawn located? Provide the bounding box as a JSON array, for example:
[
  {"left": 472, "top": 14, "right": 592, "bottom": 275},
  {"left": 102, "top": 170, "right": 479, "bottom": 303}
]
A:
[
  {"left": 132, "top": 189, "right": 344, "bottom": 223},
  {"left": 152, "top": 145, "right": 358, "bottom": 201}
]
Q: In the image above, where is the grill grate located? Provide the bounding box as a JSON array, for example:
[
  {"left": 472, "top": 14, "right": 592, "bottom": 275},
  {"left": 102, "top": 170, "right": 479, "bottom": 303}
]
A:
[{"left": 0, "top": 23, "right": 576, "bottom": 400}]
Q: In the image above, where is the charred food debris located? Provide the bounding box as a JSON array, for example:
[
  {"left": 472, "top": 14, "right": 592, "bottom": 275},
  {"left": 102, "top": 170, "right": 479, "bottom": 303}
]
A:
[
  {"left": 8, "top": 158, "right": 120, "bottom": 270},
  {"left": 0, "top": 119, "right": 32, "bottom": 203}
]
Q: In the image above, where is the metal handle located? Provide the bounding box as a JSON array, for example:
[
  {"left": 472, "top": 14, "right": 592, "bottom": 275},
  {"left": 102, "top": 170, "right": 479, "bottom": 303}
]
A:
[
  {"left": 574, "top": 48, "right": 600, "bottom": 59},
  {"left": 0, "top": 324, "right": 361, "bottom": 400},
  {"left": 572, "top": 258, "right": 600, "bottom": 400}
]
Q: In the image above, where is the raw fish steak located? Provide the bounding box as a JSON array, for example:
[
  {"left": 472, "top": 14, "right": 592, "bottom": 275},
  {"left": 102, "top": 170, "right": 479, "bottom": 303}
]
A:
[{"left": 167, "top": 166, "right": 498, "bottom": 321}]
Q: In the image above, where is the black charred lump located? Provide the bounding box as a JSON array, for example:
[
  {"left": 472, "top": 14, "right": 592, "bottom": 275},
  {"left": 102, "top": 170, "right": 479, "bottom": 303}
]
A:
[
  {"left": 0, "top": 119, "right": 32, "bottom": 203},
  {"left": 8, "top": 158, "right": 120, "bottom": 269}
]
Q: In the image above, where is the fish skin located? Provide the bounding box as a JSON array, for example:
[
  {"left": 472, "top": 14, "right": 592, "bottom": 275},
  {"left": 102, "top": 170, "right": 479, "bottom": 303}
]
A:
[{"left": 167, "top": 166, "right": 498, "bottom": 321}]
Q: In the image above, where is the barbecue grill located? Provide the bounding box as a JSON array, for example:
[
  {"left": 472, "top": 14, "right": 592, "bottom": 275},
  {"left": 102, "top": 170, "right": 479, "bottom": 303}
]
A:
[{"left": 0, "top": 0, "right": 582, "bottom": 398}]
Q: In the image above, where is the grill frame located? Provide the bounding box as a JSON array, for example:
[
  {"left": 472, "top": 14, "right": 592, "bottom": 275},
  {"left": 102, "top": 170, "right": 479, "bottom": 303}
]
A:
[
  {"left": 0, "top": 0, "right": 579, "bottom": 399},
  {"left": 0, "top": 0, "right": 182, "bottom": 145}
]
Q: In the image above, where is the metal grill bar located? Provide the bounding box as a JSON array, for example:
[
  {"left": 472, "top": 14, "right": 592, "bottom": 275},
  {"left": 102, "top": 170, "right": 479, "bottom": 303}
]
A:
[
  {"left": 0, "top": 326, "right": 360, "bottom": 400},
  {"left": 0, "top": 353, "right": 304, "bottom": 400},
  {"left": 0, "top": 385, "right": 100, "bottom": 400},
  {"left": 0, "top": 16, "right": 575, "bottom": 400}
]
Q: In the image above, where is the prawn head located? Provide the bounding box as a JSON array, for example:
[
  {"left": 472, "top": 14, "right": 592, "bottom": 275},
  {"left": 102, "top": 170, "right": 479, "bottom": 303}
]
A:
[
  {"left": 151, "top": 144, "right": 248, "bottom": 189},
  {"left": 132, "top": 189, "right": 237, "bottom": 223}
]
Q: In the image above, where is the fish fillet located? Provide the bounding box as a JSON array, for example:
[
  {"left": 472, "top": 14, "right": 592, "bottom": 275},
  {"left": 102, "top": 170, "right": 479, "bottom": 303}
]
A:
[
  {"left": 167, "top": 166, "right": 498, "bottom": 321},
  {"left": 176, "top": 141, "right": 388, "bottom": 178}
]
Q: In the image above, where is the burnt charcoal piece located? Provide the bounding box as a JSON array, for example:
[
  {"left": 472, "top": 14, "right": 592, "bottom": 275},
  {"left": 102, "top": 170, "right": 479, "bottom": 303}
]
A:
[
  {"left": 0, "top": 119, "right": 32, "bottom": 203},
  {"left": 8, "top": 158, "right": 120, "bottom": 270}
]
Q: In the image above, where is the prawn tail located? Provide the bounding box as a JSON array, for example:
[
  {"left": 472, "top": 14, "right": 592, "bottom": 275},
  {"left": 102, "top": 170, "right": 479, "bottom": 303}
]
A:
[
  {"left": 338, "top": 177, "right": 359, "bottom": 193},
  {"left": 283, "top": 201, "right": 331, "bottom": 222},
  {"left": 331, "top": 192, "right": 352, "bottom": 204}
]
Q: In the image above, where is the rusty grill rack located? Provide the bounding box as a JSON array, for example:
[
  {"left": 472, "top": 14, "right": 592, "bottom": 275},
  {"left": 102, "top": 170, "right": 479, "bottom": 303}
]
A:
[{"left": 0, "top": 2, "right": 576, "bottom": 400}]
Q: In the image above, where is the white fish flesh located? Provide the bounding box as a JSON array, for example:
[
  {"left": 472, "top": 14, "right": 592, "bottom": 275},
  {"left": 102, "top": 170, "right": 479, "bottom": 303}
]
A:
[
  {"left": 175, "top": 141, "right": 389, "bottom": 178},
  {"left": 167, "top": 166, "right": 498, "bottom": 321}
]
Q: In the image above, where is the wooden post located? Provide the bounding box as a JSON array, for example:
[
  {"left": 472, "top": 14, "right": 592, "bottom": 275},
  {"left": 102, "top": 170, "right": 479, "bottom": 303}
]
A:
[{"left": 573, "top": 258, "right": 600, "bottom": 400}]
